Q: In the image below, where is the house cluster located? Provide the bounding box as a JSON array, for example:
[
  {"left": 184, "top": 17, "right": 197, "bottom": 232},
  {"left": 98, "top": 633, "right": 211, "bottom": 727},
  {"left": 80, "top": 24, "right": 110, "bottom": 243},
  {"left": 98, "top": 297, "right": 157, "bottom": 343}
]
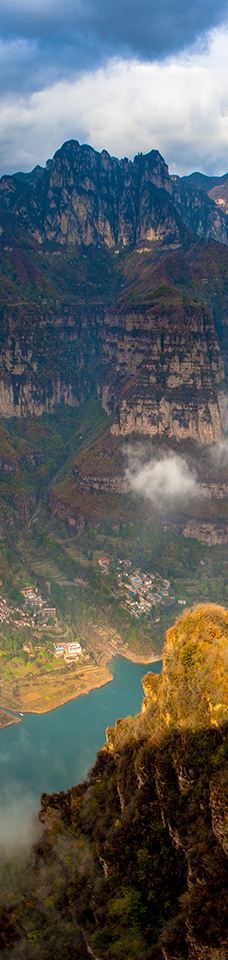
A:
[
  {"left": 22, "top": 586, "right": 57, "bottom": 626},
  {"left": 114, "top": 559, "right": 177, "bottom": 618},
  {"left": 0, "top": 579, "right": 84, "bottom": 665},
  {"left": 54, "top": 640, "right": 82, "bottom": 662},
  {"left": 0, "top": 590, "right": 39, "bottom": 629}
]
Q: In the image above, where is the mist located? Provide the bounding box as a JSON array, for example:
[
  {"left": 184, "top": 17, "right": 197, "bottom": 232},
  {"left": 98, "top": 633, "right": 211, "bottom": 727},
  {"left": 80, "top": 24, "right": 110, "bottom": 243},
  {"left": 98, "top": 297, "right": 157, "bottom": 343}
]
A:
[
  {"left": 0, "top": 787, "right": 40, "bottom": 861},
  {"left": 126, "top": 447, "right": 201, "bottom": 509}
]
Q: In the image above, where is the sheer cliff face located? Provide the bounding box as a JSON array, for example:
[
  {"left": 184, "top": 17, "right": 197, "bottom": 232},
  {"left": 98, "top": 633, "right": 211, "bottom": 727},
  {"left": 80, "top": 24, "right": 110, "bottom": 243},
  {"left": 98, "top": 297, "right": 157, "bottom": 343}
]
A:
[
  {"left": 0, "top": 302, "right": 102, "bottom": 416},
  {"left": 101, "top": 301, "right": 225, "bottom": 443},
  {"left": 0, "top": 294, "right": 226, "bottom": 443},
  {"left": 1, "top": 606, "right": 227, "bottom": 960}
]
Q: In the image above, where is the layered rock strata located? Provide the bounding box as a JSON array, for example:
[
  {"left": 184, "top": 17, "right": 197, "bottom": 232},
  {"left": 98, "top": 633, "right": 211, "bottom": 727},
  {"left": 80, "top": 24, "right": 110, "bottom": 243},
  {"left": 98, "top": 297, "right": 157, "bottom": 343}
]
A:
[{"left": 101, "top": 302, "right": 226, "bottom": 443}]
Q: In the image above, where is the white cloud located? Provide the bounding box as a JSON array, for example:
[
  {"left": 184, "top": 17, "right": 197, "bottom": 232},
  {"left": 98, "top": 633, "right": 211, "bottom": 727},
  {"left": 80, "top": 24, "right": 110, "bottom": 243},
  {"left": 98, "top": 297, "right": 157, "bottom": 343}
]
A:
[
  {"left": 126, "top": 449, "right": 201, "bottom": 508},
  {"left": 1, "top": 25, "right": 228, "bottom": 174},
  {"left": 0, "top": 789, "right": 40, "bottom": 859}
]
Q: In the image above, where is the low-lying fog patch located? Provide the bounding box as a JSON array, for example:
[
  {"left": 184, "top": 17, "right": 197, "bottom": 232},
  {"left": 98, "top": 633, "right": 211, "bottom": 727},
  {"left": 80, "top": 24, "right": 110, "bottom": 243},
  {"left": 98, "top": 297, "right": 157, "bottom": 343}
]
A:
[
  {"left": 126, "top": 447, "right": 202, "bottom": 509},
  {"left": 0, "top": 787, "right": 40, "bottom": 861}
]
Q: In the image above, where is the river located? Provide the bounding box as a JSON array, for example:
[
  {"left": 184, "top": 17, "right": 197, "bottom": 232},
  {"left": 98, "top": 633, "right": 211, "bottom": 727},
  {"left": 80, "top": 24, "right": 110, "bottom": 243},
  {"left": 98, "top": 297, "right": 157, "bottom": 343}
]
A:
[{"left": 0, "top": 656, "right": 161, "bottom": 853}]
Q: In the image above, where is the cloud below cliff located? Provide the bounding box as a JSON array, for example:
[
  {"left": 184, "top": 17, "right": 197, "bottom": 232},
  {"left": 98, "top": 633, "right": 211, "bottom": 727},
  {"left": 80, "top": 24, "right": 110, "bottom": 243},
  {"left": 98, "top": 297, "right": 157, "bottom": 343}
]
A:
[
  {"left": 126, "top": 449, "right": 201, "bottom": 509},
  {"left": 1, "top": 24, "right": 228, "bottom": 175},
  {"left": 0, "top": 787, "right": 40, "bottom": 860}
]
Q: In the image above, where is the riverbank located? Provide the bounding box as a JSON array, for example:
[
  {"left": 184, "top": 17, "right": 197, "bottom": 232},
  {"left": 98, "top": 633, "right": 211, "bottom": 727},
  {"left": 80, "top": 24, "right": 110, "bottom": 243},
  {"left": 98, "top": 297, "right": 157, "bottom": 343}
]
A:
[
  {"left": 0, "top": 710, "right": 21, "bottom": 729},
  {"left": 0, "top": 657, "right": 163, "bottom": 811},
  {"left": 118, "top": 647, "right": 162, "bottom": 665},
  {"left": 0, "top": 640, "right": 161, "bottom": 725},
  {"left": 1, "top": 662, "right": 113, "bottom": 720}
]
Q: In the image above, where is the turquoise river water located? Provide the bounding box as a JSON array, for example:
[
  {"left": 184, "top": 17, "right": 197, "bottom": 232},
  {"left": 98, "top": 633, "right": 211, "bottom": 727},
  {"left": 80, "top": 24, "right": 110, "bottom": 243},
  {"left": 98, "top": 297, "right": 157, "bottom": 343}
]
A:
[{"left": 0, "top": 656, "right": 162, "bottom": 847}]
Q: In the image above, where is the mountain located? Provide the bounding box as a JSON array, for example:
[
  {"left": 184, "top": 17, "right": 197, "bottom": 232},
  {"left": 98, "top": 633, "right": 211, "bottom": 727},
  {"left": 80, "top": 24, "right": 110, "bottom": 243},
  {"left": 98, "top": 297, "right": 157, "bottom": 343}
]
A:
[
  {"left": 181, "top": 171, "right": 228, "bottom": 191},
  {"left": 1, "top": 604, "right": 227, "bottom": 959},
  {"left": 0, "top": 141, "right": 227, "bottom": 445},
  {"left": 1, "top": 141, "right": 228, "bottom": 248},
  {"left": 181, "top": 171, "right": 228, "bottom": 216}
]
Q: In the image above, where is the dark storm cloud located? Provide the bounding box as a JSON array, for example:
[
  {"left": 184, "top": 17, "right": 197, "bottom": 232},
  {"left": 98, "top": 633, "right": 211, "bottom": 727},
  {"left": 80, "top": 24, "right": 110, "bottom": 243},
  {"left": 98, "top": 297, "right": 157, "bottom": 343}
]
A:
[{"left": 1, "top": 0, "right": 228, "bottom": 94}]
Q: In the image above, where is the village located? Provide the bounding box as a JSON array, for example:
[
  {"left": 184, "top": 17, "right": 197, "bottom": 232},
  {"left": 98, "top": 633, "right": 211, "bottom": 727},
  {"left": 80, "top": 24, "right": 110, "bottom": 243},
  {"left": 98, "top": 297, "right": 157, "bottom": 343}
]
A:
[
  {"left": 0, "top": 584, "right": 57, "bottom": 632},
  {"left": 0, "top": 585, "right": 83, "bottom": 663},
  {"left": 98, "top": 556, "right": 186, "bottom": 618},
  {"left": 0, "top": 554, "right": 187, "bottom": 671}
]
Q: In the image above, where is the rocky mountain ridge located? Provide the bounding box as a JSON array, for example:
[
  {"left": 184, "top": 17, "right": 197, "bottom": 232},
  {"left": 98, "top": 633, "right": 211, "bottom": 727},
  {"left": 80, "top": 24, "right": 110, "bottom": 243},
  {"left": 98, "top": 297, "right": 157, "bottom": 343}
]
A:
[
  {"left": 181, "top": 171, "right": 228, "bottom": 216},
  {"left": 1, "top": 140, "right": 228, "bottom": 249}
]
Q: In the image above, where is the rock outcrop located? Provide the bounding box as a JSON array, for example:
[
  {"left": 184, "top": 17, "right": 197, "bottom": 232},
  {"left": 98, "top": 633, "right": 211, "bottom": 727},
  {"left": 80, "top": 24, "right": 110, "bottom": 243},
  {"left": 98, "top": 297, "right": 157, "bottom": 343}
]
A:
[{"left": 183, "top": 520, "right": 228, "bottom": 544}]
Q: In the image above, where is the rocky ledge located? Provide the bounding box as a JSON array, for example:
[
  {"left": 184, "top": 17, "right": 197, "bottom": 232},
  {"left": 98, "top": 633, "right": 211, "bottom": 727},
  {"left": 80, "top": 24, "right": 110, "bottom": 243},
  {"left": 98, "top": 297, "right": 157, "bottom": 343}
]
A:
[{"left": 183, "top": 520, "right": 228, "bottom": 544}]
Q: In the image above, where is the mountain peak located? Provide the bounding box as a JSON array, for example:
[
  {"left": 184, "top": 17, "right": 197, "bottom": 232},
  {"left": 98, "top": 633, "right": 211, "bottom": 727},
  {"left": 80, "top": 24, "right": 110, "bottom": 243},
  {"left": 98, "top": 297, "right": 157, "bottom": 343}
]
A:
[{"left": 0, "top": 137, "right": 227, "bottom": 249}]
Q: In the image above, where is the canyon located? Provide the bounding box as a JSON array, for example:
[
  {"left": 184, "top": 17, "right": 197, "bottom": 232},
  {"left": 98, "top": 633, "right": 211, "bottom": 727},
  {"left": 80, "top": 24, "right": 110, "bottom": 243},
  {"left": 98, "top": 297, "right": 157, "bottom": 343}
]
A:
[{"left": 0, "top": 604, "right": 227, "bottom": 960}]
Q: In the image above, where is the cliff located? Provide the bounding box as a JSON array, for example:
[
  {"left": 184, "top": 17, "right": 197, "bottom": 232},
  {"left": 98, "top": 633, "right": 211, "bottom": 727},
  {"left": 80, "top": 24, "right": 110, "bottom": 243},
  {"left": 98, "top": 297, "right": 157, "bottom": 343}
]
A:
[
  {"left": 101, "top": 297, "right": 225, "bottom": 443},
  {"left": 0, "top": 229, "right": 227, "bottom": 445},
  {"left": 1, "top": 605, "right": 227, "bottom": 960}
]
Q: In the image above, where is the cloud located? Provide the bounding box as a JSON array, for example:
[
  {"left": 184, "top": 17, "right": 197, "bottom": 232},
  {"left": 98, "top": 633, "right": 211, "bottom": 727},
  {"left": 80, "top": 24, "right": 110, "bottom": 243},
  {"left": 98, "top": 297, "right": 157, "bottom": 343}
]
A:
[
  {"left": 1, "top": 26, "right": 228, "bottom": 175},
  {"left": 0, "top": 787, "right": 40, "bottom": 860},
  {"left": 1, "top": 0, "right": 228, "bottom": 81},
  {"left": 126, "top": 448, "right": 201, "bottom": 509}
]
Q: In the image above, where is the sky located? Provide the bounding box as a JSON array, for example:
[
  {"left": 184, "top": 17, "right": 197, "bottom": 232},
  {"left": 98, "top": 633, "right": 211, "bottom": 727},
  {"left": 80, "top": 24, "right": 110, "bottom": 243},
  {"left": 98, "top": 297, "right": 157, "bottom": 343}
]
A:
[{"left": 1, "top": 0, "right": 228, "bottom": 175}]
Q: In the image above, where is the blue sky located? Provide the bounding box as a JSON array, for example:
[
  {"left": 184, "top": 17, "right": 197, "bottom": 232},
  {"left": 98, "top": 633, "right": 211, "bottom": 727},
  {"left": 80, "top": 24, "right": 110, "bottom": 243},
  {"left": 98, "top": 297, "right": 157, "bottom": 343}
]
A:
[{"left": 1, "top": 0, "right": 228, "bottom": 175}]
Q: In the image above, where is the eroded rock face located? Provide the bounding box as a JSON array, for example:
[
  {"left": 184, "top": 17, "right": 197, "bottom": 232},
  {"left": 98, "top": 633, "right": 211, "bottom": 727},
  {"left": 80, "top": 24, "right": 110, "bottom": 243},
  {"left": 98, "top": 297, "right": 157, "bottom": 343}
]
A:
[
  {"left": 102, "top": 302, "right": 226, "bottom": 443},
  {"left": 0, "top": 303, "right": 102, "bottom": 416},
  {"left": 183, "top": 521, "right": 228, "bottom": 544},
  {"left": 1, "top": 292, "right": 226, "bottom": 444},
  {"left": 73, "top": 466, "right": 129, "bottom": 493}
]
